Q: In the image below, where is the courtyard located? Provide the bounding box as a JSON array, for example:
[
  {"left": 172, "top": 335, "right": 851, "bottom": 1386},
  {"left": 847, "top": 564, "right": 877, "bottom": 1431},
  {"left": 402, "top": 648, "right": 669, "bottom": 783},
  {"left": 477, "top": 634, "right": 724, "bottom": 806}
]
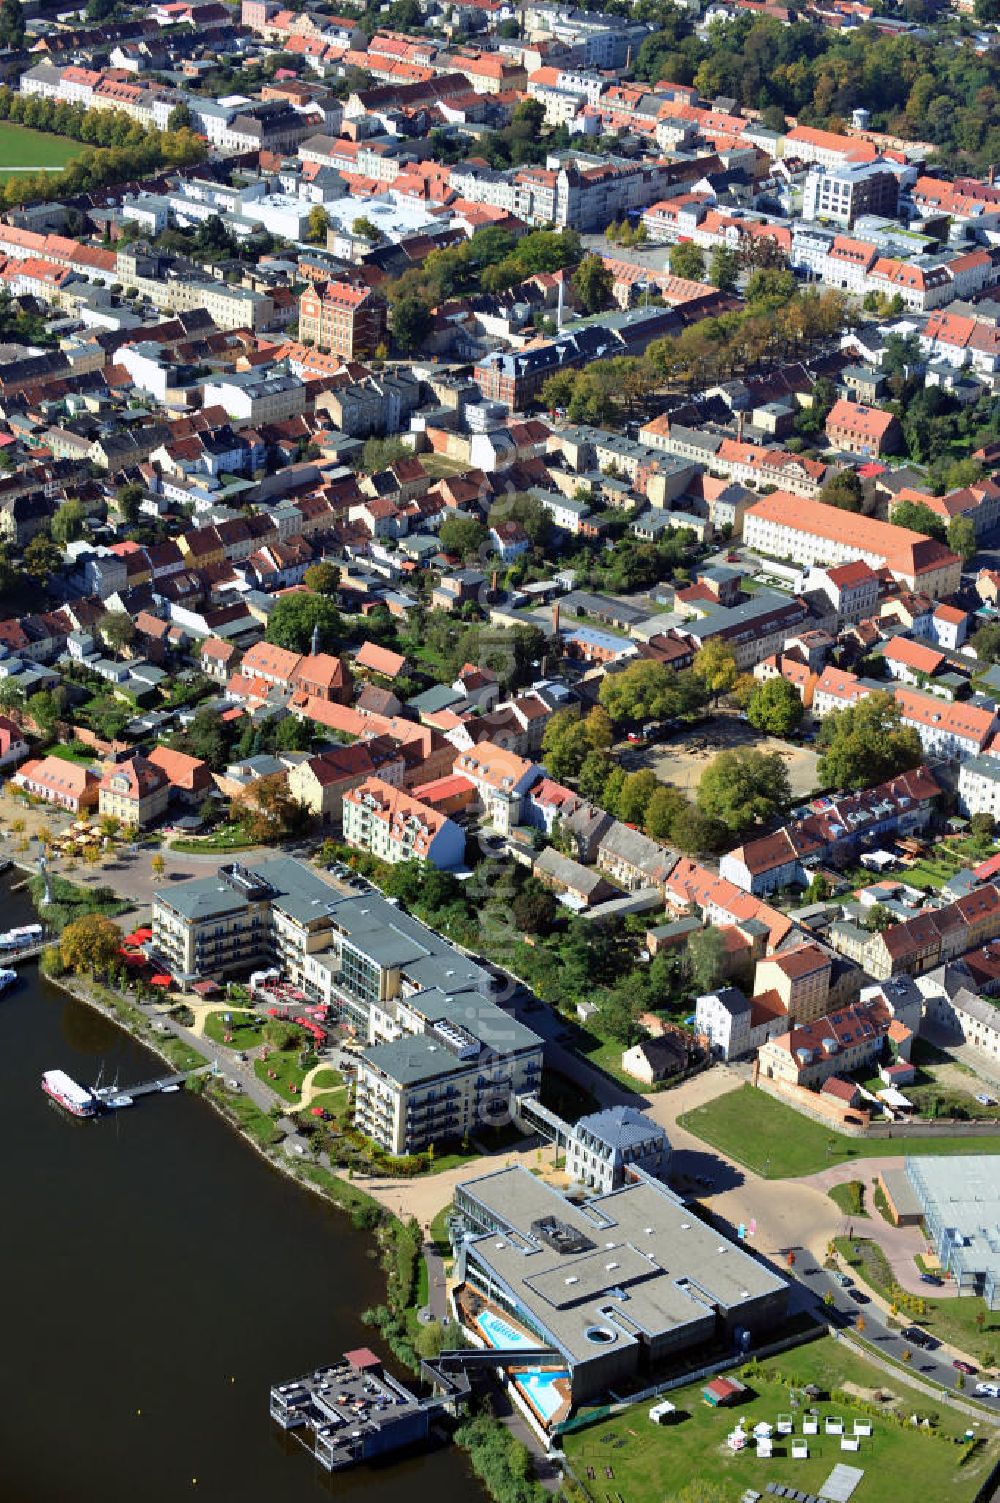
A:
[{"left": 621, "top": 714, "right": 821, "bottom": 802}]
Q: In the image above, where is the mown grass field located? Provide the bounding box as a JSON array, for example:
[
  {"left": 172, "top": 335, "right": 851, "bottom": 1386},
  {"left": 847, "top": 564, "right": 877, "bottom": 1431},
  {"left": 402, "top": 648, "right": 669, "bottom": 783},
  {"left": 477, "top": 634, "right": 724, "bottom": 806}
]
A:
[
  {"left": 0, "top": 122, "right": 90, "bottom": 178},
  {"left": 679, "top": 1084, "right": 1000, "bottom": 1178},
  {"left": 564, "top": 1338, "right": 998, "bottom": 1503}
]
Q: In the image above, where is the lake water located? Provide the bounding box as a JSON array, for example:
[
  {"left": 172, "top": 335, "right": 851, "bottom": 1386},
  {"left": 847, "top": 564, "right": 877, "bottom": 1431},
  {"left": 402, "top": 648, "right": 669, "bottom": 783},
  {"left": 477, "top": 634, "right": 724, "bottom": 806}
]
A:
[{"left": 0, "top": 881, "right": 484, "bottom": 1503}]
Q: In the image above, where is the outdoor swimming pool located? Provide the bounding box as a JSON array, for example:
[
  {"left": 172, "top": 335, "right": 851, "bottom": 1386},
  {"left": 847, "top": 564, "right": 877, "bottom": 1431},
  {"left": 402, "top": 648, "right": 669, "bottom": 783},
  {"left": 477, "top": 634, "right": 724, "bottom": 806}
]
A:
[
  {"left": 477, "top": 1310, "right": 541, "bottom": 1350},
  {"left": 517, "top": 1369, "right": 570, "bottom": 1423}
]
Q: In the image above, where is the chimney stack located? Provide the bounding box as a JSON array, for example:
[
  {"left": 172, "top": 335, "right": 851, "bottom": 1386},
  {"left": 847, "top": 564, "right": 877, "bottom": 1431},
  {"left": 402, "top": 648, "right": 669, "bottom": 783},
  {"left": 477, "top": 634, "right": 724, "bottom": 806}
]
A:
[
  {"left": 491, "top": 570, "right": 498, "bottom": 593},
  {"left": 552, "top": 599, "right": 561, "bottom": 636}
]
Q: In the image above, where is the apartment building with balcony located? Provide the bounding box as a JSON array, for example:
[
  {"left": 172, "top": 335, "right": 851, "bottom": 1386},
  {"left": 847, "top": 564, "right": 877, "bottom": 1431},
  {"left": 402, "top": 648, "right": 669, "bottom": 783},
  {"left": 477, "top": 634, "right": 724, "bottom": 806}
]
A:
[
  {"left": 151, "top": 858, "right": 544, "bottom": 1156},
  {"left": 342, "top": 777, "right": 465, "bottom": 869}
]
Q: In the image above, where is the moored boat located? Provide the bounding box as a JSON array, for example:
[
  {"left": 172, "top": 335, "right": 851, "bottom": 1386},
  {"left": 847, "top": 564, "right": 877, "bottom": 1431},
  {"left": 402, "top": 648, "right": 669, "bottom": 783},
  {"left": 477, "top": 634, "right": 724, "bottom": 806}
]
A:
[{"left": 42, "top": 1069, "right": 97, "bottom": 1118}]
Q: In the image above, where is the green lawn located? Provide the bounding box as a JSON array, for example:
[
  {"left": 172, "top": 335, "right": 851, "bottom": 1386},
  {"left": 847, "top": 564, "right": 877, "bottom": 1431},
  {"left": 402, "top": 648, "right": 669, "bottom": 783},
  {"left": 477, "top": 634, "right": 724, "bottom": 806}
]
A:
[
  {"left": 828, "top": 1180, "right": 868, "bottom": 1218},
  {"left": 208, "top": 1081, "right": 282, "bottom": 1147},
  {"left": 0, "top": 122, "right": 90, "bottom": 178},
  {"left": 564, "top": 1338, "right": 997, "bottom": 1503},
  {"left": 679, "top": 1084, "right": 1000, "bottom": 1178},
  {"left": 170, "top": 824, "right": 257, "bottom": 854},
  {"left": 836, "top": 1237, "right": 1000, "bottom": 1368},
  {"left": 202, "top": 1009, "right": 266, "bottom": 1052},
  {"left": 304, "top": 1087, "right": 346, "bottom": 1115},
  {"left": 309, "top": 1067, "right": 342, "bottom": 1089},
  {"left": 429, "top": 1202, "right": 453, "bottom": 1256},
  {"left": 47, "top": 742, "right": 99, "bottom": 766},
  {"left": 254, "top": 1049, "right": 310, "bottom": 1103}
]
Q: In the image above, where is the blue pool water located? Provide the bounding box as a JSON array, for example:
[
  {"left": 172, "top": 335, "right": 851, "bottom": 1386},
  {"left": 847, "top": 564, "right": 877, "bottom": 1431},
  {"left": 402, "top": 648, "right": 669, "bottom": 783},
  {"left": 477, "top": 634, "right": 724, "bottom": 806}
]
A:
[
  {"left": 477, "top": 1310, "right": 541, "bottom": 1350},
  {"left": 517, "top": 1369, "right": 571, "bottom": 1423}
]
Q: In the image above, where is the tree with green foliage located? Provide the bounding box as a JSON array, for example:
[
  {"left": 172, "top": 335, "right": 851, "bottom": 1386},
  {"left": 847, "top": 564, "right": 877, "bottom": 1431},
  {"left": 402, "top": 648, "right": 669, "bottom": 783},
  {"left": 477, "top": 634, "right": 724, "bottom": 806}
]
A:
[
  {"left": 578, "top": 749, "right": 617, "bottom": 803},
  {"left": 669, "top": 802, "right": 729, "bottom": 856},
  {"left": 303, "top": 561, "right": 341, "bottom": 596},
  {"left": 697, "top": 747, "right": 791, "bottom": 832},
  {"left": 970, "top": 811, "right": 996, "bottom": 841},
  {"left": 892, "top": 499, "right": 946, "bottom": 542},
  {"left": 360, "top": 436, "right": 411, "bottom": 473},
  {"left": 669, "top": 241, "right": 706, "bottom": 281},
  {"left": 747, "top": 676, "right": 804, "bottom": 737},
  {"left": 0, "top": 0, "right": 24, "bottom": 46},
  {"left": 26, "top": 687, "right": 66, "bottom": 734},
  {"left": 866, "top": 902, "right": 893, "bottom": 933},
  {"left": 573, "top": 253, "right": 614, "bottom": 315},
  {"left": 390, "top": 295, "right": 432, "bottom": 354},
  {"left": 115, "top": 481, "right": 144, "bottom": 525},
  {"left": 686, "top": 924, "right": 728, "bottom": 996},
  {"left": 816, "top": 691, "right": 923, "bottom": 791},
  {"left": 973, "top": 621, "right": 1000, "bottom": 666},
  {"left": 600, "top": 973, "right": 649, "bottom": 1045},
  {"left": 598, "top": 659, "right": 677, "bottom": 724},
  {"left": 693, "top": 639, "right": 738, "bottom": 702},
  {"left": 708, "top": 245, "right": 739, "bottom": 291},
  {"left": 180, "top": 702, "right": 233, "bottom": 771},
  {"left": 307, "top": 205, "right": 330, "bottom": 244},
  {"left": 352, "top": 216, "right": 380, "bottom": 244},
  {"left": 99, "top": 610, "right": 135, "bottom": 654},
  {"left": 265, "top": 592, "right": 342, "bottom": 653},
  {"left": 644, "top": 783, "right": 688, "bottom": 842},
  {"left": 616, "top": 769, "right": 659, "bottom": 826},
  {"left": 51, "top": 498, "right": 87, "bottom": 546},
  {"left": 23, "top": 532, "right": 62, "bottom": 584},
  {"left": 947, "top": 514, "right": 977, "bottom": 563},
  {"left": 541, "top": 707, "right": 612, "bottom": 782},
  {"left": 438, "top": 514, "right": 486, "bottom": 559},
  {"left": 820, "top": 470, "right": 864, "bottom": 512},
  {"left": 511, "top": 878, "right": 557, "bottom": 935},
  {"left": 167, "top": 101, "right": 192, "bottom": 132}
]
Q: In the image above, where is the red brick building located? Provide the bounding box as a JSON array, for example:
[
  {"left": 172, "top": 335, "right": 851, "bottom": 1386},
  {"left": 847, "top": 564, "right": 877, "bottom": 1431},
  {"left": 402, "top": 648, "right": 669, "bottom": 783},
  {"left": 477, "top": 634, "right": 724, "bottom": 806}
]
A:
[{"left": 297, "top": 279, "right": 387, "bottom": 359}]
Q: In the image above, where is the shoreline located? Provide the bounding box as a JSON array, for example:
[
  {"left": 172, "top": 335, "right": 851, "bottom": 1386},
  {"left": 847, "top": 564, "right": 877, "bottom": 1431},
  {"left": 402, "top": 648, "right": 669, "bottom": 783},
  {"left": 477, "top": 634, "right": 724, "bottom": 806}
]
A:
[
  {"left": 1, "top": 853, "right": 389, "bottom": 1226},
  {"left": 36, "top": 957, "right": 398, "bottom": 1230}
]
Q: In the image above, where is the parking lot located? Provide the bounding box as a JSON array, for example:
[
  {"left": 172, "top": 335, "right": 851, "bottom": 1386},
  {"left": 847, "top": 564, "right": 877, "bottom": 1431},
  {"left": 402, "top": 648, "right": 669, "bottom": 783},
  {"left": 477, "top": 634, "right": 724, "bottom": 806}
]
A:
[{"left": 620, "top": 713, "right": 822, "bottom": 801}]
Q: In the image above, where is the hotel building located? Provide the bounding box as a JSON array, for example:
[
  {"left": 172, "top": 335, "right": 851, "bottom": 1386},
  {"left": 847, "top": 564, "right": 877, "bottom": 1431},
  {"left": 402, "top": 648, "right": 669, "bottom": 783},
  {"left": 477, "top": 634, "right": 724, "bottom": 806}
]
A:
[
  {"left": 452, "top": 1165, "right": 788, "bottom": 1406},
  {"left": 151, "top": 859, "right": 543, "bottom": 1156}
]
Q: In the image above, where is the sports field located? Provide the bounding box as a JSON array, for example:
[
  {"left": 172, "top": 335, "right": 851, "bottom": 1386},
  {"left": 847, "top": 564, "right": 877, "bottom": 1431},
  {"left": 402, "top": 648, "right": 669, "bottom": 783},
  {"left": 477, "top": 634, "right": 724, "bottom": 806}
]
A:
[{"left": 0, "top": 122, "right": 89, "bottom": 180}]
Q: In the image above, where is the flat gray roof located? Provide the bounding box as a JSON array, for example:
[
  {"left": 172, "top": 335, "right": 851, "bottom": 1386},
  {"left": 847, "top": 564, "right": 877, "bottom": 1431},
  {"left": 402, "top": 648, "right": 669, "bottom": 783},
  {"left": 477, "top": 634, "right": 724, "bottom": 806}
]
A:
[
  {"left": 908, "top": 1155, "right": 1000, "bottom": 1293},
  {"left": 458, "top": 1166, "right": 786, "bottom": 1365}
]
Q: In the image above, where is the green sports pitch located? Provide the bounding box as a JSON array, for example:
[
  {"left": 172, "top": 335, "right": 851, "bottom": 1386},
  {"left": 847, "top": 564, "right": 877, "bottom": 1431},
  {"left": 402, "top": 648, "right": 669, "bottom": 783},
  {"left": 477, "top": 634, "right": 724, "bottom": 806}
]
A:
[{"left": 0, "top": 122, "right": 89, "bottom": 180}]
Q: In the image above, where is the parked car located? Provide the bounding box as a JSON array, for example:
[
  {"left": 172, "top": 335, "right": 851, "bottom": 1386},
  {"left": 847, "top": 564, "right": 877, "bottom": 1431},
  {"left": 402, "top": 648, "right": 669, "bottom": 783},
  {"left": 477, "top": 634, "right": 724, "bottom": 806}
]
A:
[
  {"left": 901, "top": 1326, "right": 933, "bottom": 1349},
  {"left": 976, "top": 1093, "right": 998, "bottom": 1106},
  {"left": 833, "top": 1272, "right": 853, "bottom": 1288},
  {"left": 953, "top": 1360, "right": 977, "bottom": 1376},
  {"left": 919, "top": 1272, "right": 943, "bottom": 1286},
  {"left": 847, "top": 1288, "right": 870, "bottom": 1305},
  {"left": 975, "top": 1382, "right": 1000, "bottom": 1397}
]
